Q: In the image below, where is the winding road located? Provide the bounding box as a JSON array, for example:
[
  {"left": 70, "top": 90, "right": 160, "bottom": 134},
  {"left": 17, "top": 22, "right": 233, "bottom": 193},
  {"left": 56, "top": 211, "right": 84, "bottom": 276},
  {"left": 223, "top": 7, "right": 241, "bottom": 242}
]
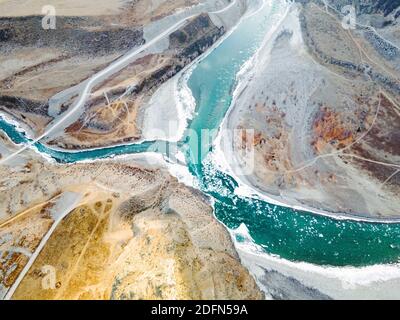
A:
[{"left": 0, "top": 0, "right": 239, "bottom": 165}]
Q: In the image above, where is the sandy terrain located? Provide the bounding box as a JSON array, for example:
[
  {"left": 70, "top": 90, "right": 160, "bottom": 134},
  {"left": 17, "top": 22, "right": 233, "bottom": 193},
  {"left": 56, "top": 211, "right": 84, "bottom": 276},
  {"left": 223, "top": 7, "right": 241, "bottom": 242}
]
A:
[
  {"left": 0, "top": 0, "right": 198, "bottom": 18},
  {"left": 0, "top": 0, "right": 127, "bottom": 16},
  {"left": 0, "top": 137, "right": 262, "bottom": 300}
]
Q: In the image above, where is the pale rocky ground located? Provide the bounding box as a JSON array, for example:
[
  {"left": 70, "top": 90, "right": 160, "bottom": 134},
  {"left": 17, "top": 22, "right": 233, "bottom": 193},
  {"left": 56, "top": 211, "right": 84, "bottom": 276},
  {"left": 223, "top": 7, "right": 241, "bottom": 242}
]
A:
[
  {"left": 0, "top": 134, "right": 262, "bottom": 300},
  {"left": 224, "top": 1, "right": 400, "bottom": 219}
]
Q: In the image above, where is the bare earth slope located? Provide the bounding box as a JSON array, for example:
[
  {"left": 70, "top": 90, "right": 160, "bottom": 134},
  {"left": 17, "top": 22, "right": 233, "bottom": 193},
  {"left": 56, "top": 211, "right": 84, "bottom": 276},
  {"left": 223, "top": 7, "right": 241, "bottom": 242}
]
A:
[
  {"left": 0, "top": 0, "right": 241, "bottom": 149},
  {"left": 0, "top": 138, "right": 262, "bottom": 300}
]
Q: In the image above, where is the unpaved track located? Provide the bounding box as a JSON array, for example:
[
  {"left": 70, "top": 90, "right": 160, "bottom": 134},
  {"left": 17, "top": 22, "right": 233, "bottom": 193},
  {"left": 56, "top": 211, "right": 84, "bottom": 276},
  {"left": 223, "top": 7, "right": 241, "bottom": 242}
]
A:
[{"left": 0, "top": 0, "right": 239, "bottom": 165}]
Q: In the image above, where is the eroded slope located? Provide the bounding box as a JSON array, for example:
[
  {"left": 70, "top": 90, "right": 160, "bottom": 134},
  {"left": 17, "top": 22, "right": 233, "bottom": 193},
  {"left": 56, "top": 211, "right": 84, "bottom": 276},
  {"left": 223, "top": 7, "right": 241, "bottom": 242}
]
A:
[{"left": 0, "top": 140, "right": 262, "bottom": 300}]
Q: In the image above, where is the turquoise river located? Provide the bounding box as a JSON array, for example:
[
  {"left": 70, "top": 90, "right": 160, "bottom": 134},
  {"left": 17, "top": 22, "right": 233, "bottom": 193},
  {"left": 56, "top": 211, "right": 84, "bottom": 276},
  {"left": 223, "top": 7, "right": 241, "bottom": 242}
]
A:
[{"left": 0, "top": 0, "right": 399, "bottom": 267}]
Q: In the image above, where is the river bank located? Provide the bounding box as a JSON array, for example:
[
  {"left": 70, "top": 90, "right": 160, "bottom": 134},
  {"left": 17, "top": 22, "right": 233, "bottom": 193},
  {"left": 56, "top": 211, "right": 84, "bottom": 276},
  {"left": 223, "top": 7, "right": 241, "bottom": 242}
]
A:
[
  {"left": 233, "top": 224, "right": 400, "bottom": 299},
  {"left": 1, "top": 0, "right": 400, "bottom": 300}
]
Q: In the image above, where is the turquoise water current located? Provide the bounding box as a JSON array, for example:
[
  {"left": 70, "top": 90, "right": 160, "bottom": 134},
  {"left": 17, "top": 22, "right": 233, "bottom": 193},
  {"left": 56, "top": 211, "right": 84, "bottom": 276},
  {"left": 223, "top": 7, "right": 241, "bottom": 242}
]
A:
[{"left": 1, "top": 0, "right": 399, "bottom": 267}]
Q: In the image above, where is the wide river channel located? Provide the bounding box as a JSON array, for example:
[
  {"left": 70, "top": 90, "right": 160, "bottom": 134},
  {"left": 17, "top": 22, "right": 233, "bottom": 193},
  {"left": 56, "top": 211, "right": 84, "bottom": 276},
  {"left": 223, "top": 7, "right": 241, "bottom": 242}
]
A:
[{"left": 0, "top": 0, "right": 399, "bottom": 267}]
